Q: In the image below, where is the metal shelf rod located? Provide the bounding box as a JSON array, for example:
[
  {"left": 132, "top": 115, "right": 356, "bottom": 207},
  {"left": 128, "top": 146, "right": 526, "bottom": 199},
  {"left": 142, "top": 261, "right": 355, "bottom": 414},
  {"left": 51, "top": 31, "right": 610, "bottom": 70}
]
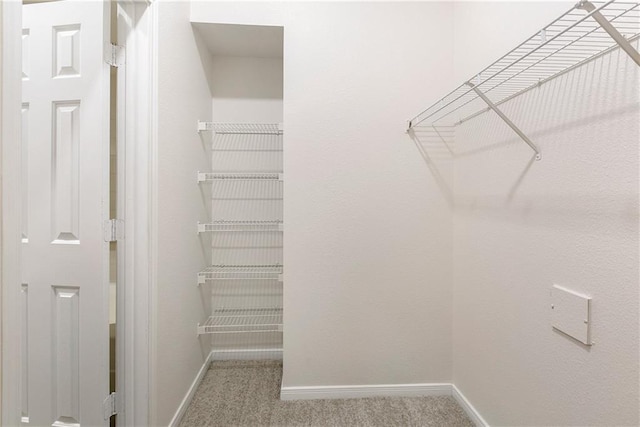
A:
[{"left": 465, "top": 82, "right": 541, "bottom": 160}]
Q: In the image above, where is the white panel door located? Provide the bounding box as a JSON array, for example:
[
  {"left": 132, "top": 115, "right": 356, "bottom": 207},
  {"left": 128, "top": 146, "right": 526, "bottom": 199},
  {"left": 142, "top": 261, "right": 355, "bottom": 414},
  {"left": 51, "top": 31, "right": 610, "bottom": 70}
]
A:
[{"left": 22, "top": 1, "right": 111, "bottom": 426}]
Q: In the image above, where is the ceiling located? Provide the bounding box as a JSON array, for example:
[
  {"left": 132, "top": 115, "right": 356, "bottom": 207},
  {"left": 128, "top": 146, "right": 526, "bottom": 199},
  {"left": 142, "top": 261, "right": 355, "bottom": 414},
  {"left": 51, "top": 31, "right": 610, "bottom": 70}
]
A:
[{"left": 192, "top": 22, "right": 283, "bottom": 59}]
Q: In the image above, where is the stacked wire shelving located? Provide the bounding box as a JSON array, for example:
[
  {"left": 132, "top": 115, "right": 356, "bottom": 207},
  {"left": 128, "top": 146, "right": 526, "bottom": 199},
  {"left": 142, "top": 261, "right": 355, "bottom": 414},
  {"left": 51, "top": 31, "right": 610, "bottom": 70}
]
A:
[
  {"left": 407, "top": 0, "right": 640, "bottom": 160},
  {"left": 196, "top": 122, "right": 284, "bottom": 346}
]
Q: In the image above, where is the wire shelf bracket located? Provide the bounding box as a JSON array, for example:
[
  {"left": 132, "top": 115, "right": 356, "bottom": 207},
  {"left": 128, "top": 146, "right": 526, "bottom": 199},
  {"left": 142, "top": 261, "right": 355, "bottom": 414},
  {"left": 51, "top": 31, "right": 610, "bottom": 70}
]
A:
[
  {"left": 406, "top": 1, "right": 640, "bottom": 161},
  {"left": 465, "top": 81, "right": 542, "bottom": 160},
  {"left": 578, "top": 1, "right": 640, "bottom": 66}
]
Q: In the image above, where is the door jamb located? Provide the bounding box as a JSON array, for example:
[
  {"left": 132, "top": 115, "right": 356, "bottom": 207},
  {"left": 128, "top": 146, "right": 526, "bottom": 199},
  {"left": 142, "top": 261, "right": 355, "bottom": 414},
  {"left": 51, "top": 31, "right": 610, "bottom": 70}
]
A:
[
  {"left": 1, "top": 1, "right": 24, "bottom": 423},
  {"left": 115, "top": 1, "right": 156, "bottom": 425}
]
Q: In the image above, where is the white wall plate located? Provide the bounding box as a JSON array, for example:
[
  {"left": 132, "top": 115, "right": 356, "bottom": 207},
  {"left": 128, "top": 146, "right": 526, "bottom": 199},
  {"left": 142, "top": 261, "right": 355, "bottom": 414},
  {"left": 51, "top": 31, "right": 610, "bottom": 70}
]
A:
[{"left": 551, "top": 285, "right": 592, "bottom": 345}]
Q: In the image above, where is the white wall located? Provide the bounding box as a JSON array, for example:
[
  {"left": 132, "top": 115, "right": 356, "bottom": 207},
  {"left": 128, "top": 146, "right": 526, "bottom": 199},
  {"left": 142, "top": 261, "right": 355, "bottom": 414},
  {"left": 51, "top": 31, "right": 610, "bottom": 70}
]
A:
[
  {"left": 153, "top": 2, "right": 213, "bottom": 425},
  {"left": 452, "top": 3, "right": 639, "bottom": 426},
  {"left": 155, "top": 3, "right": 639, "bottom": 426},
  {"left": 190, "top": 1, "right": 456, "bottom": 388},
  {"left": 210, "top": 55, "right": 283, "bottom": 123}
]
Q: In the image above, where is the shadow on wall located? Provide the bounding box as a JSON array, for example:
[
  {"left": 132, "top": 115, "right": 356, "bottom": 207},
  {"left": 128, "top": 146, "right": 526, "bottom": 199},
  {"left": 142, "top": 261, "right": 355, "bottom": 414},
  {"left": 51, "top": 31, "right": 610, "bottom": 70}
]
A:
[
  {"left": 209, "top": 56, "right": 283, "bottom": 100},
  {"left": 408, "top": 43, "right": 639, "bottom": 232},
  {"left": 407, "top": 125, "right": 455, "bottom": 207},
  {"left": 408, "top": 123, "right": 536, "bottom": 206},
  {"left": 191, "top": 24, "right": 216, "bottom": 98},
  {"left": 191, "top": 24, "right": 283, "bottom": 101}
]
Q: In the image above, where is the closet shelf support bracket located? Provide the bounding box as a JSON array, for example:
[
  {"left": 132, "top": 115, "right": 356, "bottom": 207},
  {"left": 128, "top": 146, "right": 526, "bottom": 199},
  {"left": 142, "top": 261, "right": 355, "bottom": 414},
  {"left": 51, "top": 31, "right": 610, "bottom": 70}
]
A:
[
  {"left": 577, "top": 1, "right": 640, "bottom": 67},
  {"left": 464, "top": 82, "right": 541, "bottom": 161}
]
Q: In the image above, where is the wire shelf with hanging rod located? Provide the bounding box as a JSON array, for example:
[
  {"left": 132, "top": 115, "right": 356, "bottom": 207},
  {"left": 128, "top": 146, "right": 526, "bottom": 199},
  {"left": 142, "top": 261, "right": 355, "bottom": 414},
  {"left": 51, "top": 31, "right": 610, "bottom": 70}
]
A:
[{"left": 407, "top": 0, "right": 640, "bottom": 160}]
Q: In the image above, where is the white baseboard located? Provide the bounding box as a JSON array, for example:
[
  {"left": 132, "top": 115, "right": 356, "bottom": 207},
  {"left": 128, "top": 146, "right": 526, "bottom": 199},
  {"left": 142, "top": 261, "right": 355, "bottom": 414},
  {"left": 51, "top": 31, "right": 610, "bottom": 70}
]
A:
[
  {"left": 168, "top": 350, "right": 213, "bottom": 427},
  {"left": 211, "top": 348, "right": 283, "bottom": 361},
  {"left": 281, "top": 382, "right": 488, "bottom": 426},
  {"left": 280, "top": 383, "right": 452, "bottom": 401},
  {"left": 452, "top": 384, "right": 489, "bottom": 427}
]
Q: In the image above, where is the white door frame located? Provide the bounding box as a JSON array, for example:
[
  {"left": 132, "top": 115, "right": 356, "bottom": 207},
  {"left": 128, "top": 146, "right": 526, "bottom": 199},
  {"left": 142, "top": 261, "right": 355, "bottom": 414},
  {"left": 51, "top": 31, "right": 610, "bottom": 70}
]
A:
[
  {"left": 115, "top": 1, "right": 157, "bottom": 425},
  {"left": 1, "top": 1, "right": 25, "bottom": 424},
  {"left": 1, "top": 1, "right": 157, "bottom": 425}
]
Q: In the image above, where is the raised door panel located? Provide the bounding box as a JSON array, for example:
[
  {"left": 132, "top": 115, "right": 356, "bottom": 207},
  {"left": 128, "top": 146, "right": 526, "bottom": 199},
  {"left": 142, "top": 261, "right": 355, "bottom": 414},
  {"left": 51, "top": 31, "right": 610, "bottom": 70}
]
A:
[{"left": 51, "top": 101, "right": 81, "bottom": 244}]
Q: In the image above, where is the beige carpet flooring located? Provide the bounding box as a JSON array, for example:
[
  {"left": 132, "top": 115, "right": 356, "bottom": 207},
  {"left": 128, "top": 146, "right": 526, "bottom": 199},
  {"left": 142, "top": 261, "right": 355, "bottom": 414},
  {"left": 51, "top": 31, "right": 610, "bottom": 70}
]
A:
[{"left": 180, "top": 360, "right": 474, "bottom": 427}]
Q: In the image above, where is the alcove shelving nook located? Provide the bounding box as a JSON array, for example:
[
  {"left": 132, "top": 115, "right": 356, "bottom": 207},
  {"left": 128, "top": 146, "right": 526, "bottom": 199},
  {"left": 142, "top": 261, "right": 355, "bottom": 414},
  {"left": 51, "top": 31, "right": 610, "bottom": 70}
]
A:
[
  {"left": 192, "top": 22, "right": 285, "bottom": 360},
  {"left": 407, "top": 0, "right": 640, "bottom": 160}
]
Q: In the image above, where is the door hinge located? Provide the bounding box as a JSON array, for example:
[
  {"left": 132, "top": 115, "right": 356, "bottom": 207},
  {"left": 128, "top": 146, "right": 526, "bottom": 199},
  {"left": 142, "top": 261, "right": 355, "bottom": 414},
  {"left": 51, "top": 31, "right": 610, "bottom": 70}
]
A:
[
  {"left": 105, "top": 43, "right": 125, "bottom": 67},
  {"left": 102, "top": 392, "right": 119, "bottom": 419},
  {"left": 103, "top": 219, "right": 124, "bottom": 242}
]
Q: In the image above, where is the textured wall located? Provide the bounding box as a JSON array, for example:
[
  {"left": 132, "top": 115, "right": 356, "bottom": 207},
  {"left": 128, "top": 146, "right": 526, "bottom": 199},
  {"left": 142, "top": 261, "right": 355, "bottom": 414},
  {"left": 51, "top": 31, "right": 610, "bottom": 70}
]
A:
[
  {"left": 210, "top": 56, "right": 283, "bottom": 123},
  {"left": 451, "top": 4, "right": 640, "bottom": 425},
  {"left": 190, "top": 1, "right": 456, "bottom": 388},
  {"left": 154, "top": 2, "right": 213, "bottom": 425}
]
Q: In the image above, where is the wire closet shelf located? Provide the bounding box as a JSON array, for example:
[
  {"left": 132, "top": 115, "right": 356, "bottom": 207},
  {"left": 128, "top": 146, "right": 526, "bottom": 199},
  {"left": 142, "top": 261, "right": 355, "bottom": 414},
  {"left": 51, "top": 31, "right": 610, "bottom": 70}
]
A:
[
  {"left": 197, "top": 172, "right": 283, "bottom": 182},
  {"left": 198, "top": 264, "right": 284, "bottom": 285},
  {"left": 197, "top": 308, "right": 283, "bottom": 335},
  {"left": 407, "top": 0, "right": 640, "bottom": 159},
  {"left": 198, "top": 121, "right": 283, "bottom": 135},
  {"left": 197, "top": 220, "right": 283, "bottom": 233}
]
